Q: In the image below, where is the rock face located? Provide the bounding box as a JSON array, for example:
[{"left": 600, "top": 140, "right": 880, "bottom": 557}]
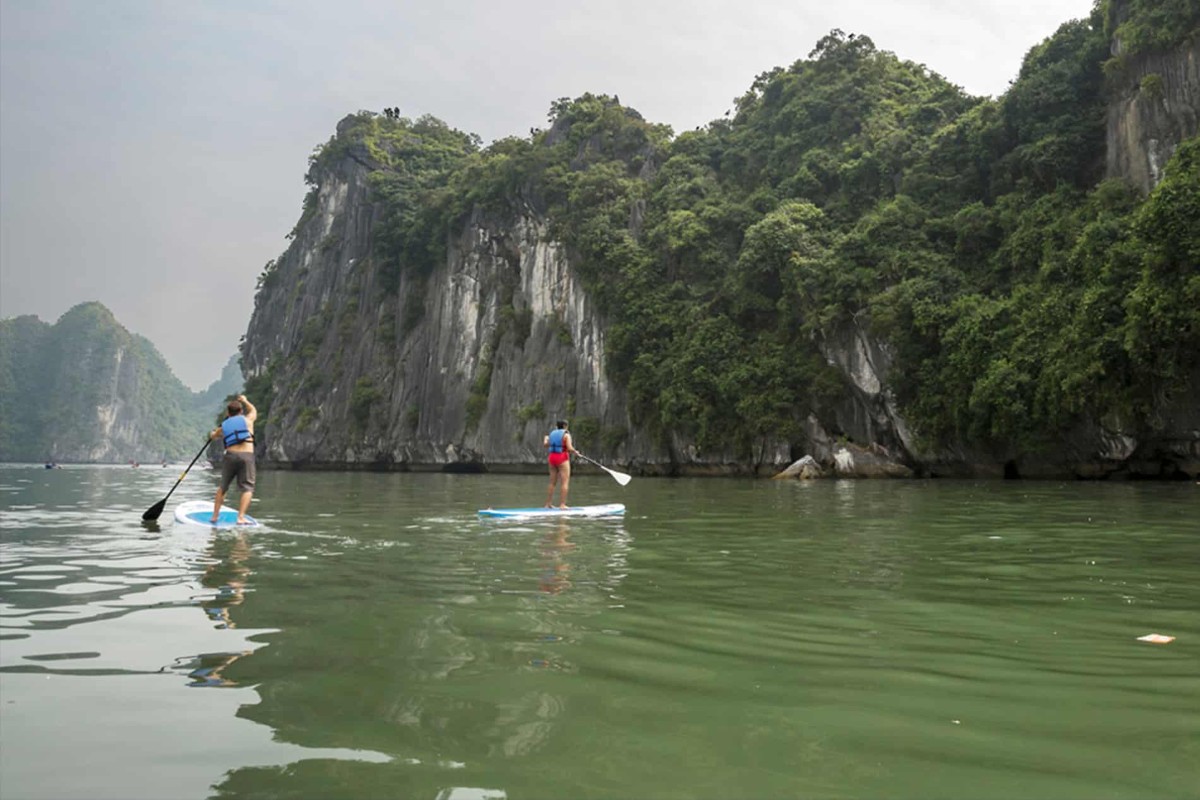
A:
[
  {"left": 245, "top": 139, "right": 629, "bottom": 470},
  {"left": 773, "top": 455, "right": 824, "bottom": 480},
  {"left": 242, "top": 121, "right": 789, "bottom": 475},
  {"left": 1105, "top": 25, "right": 1200, "bottom": 192},
  {"left": 803, "top": 317, "right": 1198, "bottom": 479}
]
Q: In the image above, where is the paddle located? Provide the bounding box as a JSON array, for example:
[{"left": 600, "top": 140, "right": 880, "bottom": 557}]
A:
[
  {"left": 575, "top": 452, "right": 632, "bottom": 486},
  {"left": 142, "top": 438, "right": 211, "bottom": 521}
]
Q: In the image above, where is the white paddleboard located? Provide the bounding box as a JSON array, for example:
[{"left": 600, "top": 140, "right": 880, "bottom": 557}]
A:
[
  {"left": 174, "top": 499, "right": 261, "bottom": 528},
  {"left": 478, "top": 503, "right": 625, "bottom": 519}
]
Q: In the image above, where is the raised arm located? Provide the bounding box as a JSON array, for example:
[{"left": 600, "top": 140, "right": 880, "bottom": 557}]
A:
[{"left": 238, "top": 394, "right": 258, "bottom": 424}]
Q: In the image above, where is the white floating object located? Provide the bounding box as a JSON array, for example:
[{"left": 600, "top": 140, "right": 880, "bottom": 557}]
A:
[{"left": 1136, "top": 633, "right": 1175, "bottom": 644}]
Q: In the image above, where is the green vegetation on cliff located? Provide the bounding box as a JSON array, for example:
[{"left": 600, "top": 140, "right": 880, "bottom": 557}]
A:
[
  {"left": 1101, "top": 0, "right": 1200, "bottom": 57},
  {"left": 292, "top": 0, "right": 1197, "bottom": 460}
]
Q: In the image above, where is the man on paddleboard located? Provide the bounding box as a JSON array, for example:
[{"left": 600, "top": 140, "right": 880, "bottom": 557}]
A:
[
  {"left": 544, "top": 419, "right": 579, "bottom": 509},
  {"left": 209, "top": 394, "right": 257, "bottom": 524}
]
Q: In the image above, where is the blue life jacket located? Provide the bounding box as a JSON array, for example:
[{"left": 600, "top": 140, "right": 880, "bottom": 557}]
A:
[
  {"left": 222, "top": 415, "right": 253, "bottom": 448},
  {"left": 548, "top": 428, "right": 566, "bottom": 453}
]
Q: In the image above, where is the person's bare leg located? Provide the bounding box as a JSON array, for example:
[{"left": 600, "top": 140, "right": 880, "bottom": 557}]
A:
[
  {"left": 546, "top": 466, "right": 556, "bottom": 507},
  {"left": 212, "top": 488, "right": 226, "bottom": 522},
  {"left": 236, "top": 490, "right": 253, "bottom": 524},
  {"left": 558, "top": 463, "right": 571, "bottom": 508}
]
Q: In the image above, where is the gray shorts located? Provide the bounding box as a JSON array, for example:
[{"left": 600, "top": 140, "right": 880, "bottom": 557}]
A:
[{"left": 220, "top": 450, "right": 256, "bottom": 493}]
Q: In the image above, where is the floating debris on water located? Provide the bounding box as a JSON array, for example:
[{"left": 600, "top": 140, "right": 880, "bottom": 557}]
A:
[{"left": 1136, "top": 633, "right": 1175, "bottom": 644}]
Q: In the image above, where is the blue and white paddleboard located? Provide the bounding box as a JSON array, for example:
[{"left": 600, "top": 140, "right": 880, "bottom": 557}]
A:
[
  {"left": 478, "top": 503, "right": 625, "bottom": 519},
  {"left": 174, "top": 499, "right": 261, "bottom": 528}
]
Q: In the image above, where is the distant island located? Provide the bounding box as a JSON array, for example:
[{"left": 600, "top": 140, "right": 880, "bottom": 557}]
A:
[{"left": 0, "top": 302, "right": 243, "bottom": 463}]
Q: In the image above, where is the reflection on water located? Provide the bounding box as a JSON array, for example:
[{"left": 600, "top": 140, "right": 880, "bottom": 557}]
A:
[
  {"left": 537, "top": 523, "right": 573, "bottom": 597},
  {"left": 1, "top": 465, "right": 1198, "bottom": 800},
  {"left": 0, "top": 465, "right": 389, "bottom": 800},
  {"left": 211, "top": 503, "right": 634, "bottom": 787},
  {"left": 190, "top": 531, "right": 253, "bottom": 687}
]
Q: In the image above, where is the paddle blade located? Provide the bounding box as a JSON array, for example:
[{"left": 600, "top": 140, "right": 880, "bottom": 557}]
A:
[
  {"left": 142, "top": 499, "right": 166, "bottom": 521},
  {"left": 577, "top": 452, "right": 632, "bottom": 486},
  {"left": 607, "top": 468, "right": 633, "bottom": 486}
]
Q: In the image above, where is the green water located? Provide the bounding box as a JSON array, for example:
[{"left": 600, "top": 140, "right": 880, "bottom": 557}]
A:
[{"left": 1, "top": 465, "right": 1197, "bottom": 800}]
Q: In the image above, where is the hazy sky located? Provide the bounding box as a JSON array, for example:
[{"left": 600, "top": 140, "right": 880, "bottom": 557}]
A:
[{"left": 1, "top": 0, "right": 1096, "bottom": 389}]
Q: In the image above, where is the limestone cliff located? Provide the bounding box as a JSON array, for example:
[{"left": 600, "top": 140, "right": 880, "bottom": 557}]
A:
[
  {"left": 241, "top": 15, "right": 1199, "bottom": 481},
  {"left": 241, "top": 119, "right": 780, "bottom": 474},
  {"left": 1105, "top": 10, "right": 1200, "bottom": 192},
  {"left": 809, "top": 318, "right": 1198, "bottom": 480},
  {"left": 243, "top": 116, "right": 1198, "bottom": 480}
]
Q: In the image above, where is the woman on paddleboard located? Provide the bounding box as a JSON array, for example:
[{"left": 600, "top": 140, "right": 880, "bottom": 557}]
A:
[
  {"left": 209, "top": 394, "right": 257, "bottom": 524},
  {"left": 544, "top": 419, "right": 579, "bottom": 509}
]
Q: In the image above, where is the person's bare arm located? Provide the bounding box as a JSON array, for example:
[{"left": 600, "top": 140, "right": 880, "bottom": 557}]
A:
[{"left": 239, "top": 395, "right": 258, "bottom": 424}]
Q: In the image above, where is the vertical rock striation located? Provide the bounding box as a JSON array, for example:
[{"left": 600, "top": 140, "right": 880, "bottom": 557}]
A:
[{"left": 1105, "top": 23, "right": 1200, "bottom": 192}]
